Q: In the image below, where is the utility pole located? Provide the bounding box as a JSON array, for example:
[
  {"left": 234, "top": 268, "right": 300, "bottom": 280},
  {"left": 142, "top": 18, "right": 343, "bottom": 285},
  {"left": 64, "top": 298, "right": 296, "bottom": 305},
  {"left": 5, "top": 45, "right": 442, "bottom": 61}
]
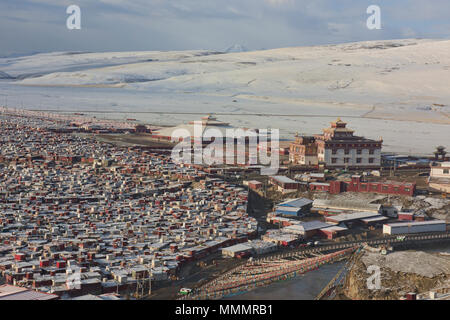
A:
[
  {"left": 141, "top": 274, "right": 144, "bottom": 298},
  {"left": 148, "top": 273, "right": 152, "bottom": 296},
  {"left": 263, "top": 177, "right": 268, "bottom": 198},
  {"left": 135, "top": 273, "right": 140, "bottom": 299}
]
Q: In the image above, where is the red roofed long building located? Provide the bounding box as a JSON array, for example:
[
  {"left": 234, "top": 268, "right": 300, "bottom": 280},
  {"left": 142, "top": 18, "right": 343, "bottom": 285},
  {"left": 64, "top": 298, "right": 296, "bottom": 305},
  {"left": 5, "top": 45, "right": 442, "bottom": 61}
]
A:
[{"left": 310, "top": 175, "right": 416, "bottom": 196}]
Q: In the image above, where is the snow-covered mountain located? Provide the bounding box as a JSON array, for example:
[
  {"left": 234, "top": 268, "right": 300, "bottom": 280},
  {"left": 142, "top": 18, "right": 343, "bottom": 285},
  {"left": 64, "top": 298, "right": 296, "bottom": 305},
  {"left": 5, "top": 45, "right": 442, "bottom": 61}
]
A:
[
  {"left": 224, "top": 44, "right": 249, "bottom": 53},
  {"left": 0, "top": 39, "right": 449, "bottom": 154},
  {"left": 0, "top": 71, "right": 14, "bottom": 79},
  {"left": 3, "top": 39, "right": 449, "bottom": 123}
]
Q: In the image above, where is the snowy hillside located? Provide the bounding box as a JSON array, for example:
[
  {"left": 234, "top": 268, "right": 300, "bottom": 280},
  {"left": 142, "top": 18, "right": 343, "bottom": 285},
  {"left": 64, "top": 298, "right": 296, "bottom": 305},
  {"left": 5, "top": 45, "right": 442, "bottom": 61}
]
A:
[
  {"left": 2, "top": 39, "right": 449, "bottom": 124},
  {"left": 0, "top": 39, "right": 449, "bottom": 154},
  {"left": 224, "top": 44, "right": 249, "bottom": 53}
]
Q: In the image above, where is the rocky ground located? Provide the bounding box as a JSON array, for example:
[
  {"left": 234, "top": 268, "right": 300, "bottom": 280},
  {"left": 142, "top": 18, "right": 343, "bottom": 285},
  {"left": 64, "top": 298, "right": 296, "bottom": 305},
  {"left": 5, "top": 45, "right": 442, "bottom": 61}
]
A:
[
  {"left": 340, "top": 249, "right": 450, "bottom": 300},
  {"left": 315, "top": 192, "right": 450, "bottom": 222}
]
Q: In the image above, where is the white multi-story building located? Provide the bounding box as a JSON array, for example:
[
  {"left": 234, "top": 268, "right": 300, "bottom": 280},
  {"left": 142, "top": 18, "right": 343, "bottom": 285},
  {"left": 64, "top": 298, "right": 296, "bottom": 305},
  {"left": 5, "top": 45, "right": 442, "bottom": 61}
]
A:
[
  {"left": 430, "top": 162, "right": 450, "bottom": 178},
  {"left": 383, "top": 220, "right": 446, "bottom": 235},
  {"left": 314, "top": 119, "right": 383, "bottom": 169},
  {"left": 428, "top": 162, "right": 450, "bottom": 193}
]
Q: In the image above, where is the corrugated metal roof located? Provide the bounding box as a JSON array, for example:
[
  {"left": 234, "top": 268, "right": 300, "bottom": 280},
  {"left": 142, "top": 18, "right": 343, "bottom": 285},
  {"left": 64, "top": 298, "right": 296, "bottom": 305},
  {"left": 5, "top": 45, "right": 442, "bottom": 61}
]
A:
[
  {"left": 0, "top": 291, "right": 57, "bottom": 300},
  {"left": 313, "top": 199, "right": 381, "bottom": 212},
  {"left": 300, "top": 221, "right": 332, "bottom": 231},
  {"left": 221, "top": 243, "right": 252, "bottom": 253},
  {"left": 387, "top": 220, "right": 446, "bottom": 227},
  {"left": 270, "top": 176, "right": 298, "bottom": 184},
  {"left": 72, "top": 294, "right": 103, "bottom": 300},
  {"left": 284, "top": 221, "right": 332, "bottom": 232},
  {"left": 361, "top": 216, "right": 389, "bottom": 222},
  {"left": 0, "top": 285, "right": 27, "bottom": 297},
  {"left": 275, "top": 206, "right": 300, "bottom": 214},
  {"left": 278, "top": 198, "right": 313, "bottom": 208},
  {"left": 320, "top": 225, "right": 348, "bottom": 232},
  {"left": 327, "top": 212, "right": 381, "bottom": 223},
  {"left": 0, "top": 285, "right": 58, "bottom": 300}
]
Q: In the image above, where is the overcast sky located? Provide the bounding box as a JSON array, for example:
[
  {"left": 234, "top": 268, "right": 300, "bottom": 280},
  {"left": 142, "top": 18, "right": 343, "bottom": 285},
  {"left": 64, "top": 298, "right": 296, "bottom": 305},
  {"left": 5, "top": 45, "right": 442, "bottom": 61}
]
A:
[{"left": 1, "top": 0, "right": 449, "bottom": 56}]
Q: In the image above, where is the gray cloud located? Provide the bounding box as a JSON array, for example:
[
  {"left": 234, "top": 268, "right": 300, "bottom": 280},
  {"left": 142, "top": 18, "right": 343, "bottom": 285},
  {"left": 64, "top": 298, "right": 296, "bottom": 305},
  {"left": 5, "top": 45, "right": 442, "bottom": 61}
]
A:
[{"left": 0, "top": 0, "right": 449, "bottom": 56}]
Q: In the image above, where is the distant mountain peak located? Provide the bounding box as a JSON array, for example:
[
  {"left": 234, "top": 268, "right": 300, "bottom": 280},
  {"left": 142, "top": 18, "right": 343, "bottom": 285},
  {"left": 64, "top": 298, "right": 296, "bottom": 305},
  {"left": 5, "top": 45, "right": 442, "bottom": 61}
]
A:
[
  {"left": 0, "top": 71, "right": 14, "bottom": 79},
  {"left": 224, "top": 44, "right": 248, "bottom": 53}
]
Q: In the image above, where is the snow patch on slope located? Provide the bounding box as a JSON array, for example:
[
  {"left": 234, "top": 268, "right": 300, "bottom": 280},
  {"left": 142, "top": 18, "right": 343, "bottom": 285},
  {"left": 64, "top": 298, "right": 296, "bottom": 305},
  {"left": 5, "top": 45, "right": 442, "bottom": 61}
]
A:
[{"left": 1, "top": 39, "right": 450, "bottom": 126}]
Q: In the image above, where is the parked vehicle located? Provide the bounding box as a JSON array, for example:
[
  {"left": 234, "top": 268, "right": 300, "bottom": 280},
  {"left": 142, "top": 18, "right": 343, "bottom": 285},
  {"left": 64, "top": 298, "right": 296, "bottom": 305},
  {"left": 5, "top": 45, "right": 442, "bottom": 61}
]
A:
[{"left": 179, "top": 288, "right": 192, "bottom": 295}]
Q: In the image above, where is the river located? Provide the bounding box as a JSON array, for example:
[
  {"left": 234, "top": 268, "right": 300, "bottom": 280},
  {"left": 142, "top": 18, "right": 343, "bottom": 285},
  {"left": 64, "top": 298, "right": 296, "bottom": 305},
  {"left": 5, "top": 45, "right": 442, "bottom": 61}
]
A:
[
  {"left": 222, "top": 244, "right": 450, "bottom": 300},
  {"left": 223, "top": 261, "right": 344, "bottom": 300}
]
